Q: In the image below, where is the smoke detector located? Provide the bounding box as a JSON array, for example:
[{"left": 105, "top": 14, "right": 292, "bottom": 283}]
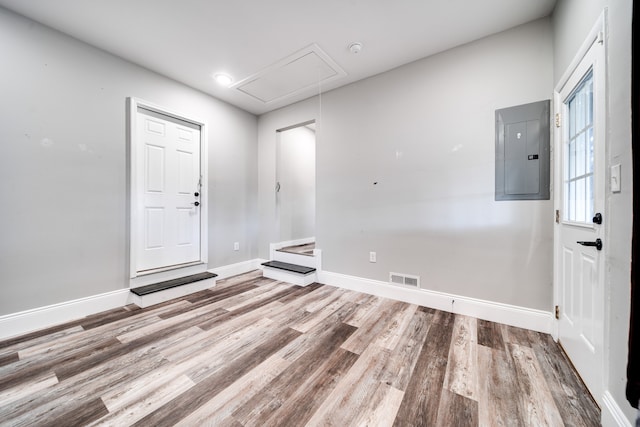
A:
[{"left": 349, "top": 42, "right": 363, "bottom": 54}]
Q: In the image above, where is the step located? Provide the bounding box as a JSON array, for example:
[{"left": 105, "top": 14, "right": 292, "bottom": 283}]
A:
[
  {"left": 261, "top": 261, "right": 315, "bottom": 275},
  {"left": 261, "top": 261, "right": 317, "bottom": 287},
  {"left": 130, "top": 272, "right": 217, "bottom": 295},
  {"left": 130, "top": 272, "right": 217, "bottom": 307}
]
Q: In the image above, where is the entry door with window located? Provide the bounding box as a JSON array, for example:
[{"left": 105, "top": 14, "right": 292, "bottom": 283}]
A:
[
  {"left": 555, "top": 23, "right": 606, "bottom": 402},
  {"left": 133, "top": 105, "right": 203, "bottom": 274}
]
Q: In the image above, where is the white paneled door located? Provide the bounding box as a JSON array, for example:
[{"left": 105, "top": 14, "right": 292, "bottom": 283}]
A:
[
  {"left": 135, "top": 107, "right": 202, "bottom": 273},
  {"left": 555, "top": 20, "right": 605, "bottom": 404}
]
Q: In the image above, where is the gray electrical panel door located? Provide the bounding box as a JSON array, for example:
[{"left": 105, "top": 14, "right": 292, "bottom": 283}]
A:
[{"left": 495, "top": 100, "right": 550, "bottom": 201}]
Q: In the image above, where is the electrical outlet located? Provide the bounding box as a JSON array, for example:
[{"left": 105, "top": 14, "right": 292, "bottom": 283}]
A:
[
  {"left": 234, "top": 242, "right": 239, "bottom": 251},
  {"left": 369, "top": 252, "right": 377, "bottom": 263}
]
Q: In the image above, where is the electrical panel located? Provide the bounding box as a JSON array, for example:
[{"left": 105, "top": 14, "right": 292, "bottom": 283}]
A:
[{"left": 495, "top": 100, "right": 550, "bottom": 201}]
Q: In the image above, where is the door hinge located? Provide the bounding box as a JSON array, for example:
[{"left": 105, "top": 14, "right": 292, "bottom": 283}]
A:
[
  {"left": 555, "top": 305, "right": 560, "bottom": 320},
  {"left": 555, "top": 210, "right": 560, "bottom": 223},
  {"left": 555, "top": 113, "right": 561, "bottom": 128}
]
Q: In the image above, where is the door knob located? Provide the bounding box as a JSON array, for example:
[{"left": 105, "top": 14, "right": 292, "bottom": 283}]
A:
[
  {"left": 577, "top": 238, "right": 603, "bottom": 250},
  {"left": 192, "top": 201, "right": 200, "bottom": 207},
  {"left": 592, "top": 212, "right": 602, "bottom": 224}
]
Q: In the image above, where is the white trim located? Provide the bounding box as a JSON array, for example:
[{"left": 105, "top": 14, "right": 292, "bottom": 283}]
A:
[
  {"left": 553, "top": 9, "right": 608, "bottom": 404},
  {"left": 208, "top": 258, "right": 267, "bottom": 280},
  {"left": 0, "top": 289, "right": 131, "bottom": 340},
  {"left": 601, "top": 391, "right": 633, "bottom": 427},
  {"left": 318, "top": 271, "right": 553, "bottom": 333},
  {"left": 0, "top": 259, "right": 267, "bottom": 341},
  {"left": 313, "top": 249, "right": 322, "bottom": 274},
  {"left": 127, "top": 97, "right": 209, "bottom": 281},
  {"left": 263, "top": 267, "right": 317, "bottom": 287},
  {"left": 555, "top": 10, "right": 607, "bottom": 93},
  {"left": 200, "top": 114, "right": 209, "bottom": 265}
]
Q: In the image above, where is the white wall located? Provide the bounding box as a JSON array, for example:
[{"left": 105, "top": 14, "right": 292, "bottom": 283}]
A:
[
  {"left": 277, "top": 126, "right": 316, "bottom": 242},
  {"left": 259, "top": 18, "right": 554, "bottom": 311},
  {"left": 553, "top": 0, "right": 634, "bottom": 423},
  {"left": 0, "top": 7, "right": 258, "bottom": 316}
]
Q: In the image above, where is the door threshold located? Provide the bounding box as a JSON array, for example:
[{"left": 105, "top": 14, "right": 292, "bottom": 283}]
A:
[
  {"left": 130, "top": 263, "right": 208, "bottom": 288},
  {"left": 136, "top": 261, "right": 204, "bottom": 277}
]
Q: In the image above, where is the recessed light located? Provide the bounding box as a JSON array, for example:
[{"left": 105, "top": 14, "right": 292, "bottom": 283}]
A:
[{"left": 213, "top": 73, "right": 233, "bottom": 86}]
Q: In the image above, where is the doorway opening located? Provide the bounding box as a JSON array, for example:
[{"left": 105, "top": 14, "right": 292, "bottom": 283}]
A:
[{"left": 274, "top": 121, "right": 316, "bottom": 256}]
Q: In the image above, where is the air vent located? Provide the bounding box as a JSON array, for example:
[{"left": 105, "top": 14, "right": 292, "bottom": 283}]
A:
[{"left": 390, "top": 272, "right": 420, "bottom": 288}]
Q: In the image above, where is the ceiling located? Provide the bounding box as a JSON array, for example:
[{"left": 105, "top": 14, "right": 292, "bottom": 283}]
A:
[{"left": 0, "top": 0, "right": 557, "bottom": 115}]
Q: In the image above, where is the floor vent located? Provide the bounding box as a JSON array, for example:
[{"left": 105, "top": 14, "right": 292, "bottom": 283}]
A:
[{"left": 390, "top": 272, "right": 420, "bottom": 288}]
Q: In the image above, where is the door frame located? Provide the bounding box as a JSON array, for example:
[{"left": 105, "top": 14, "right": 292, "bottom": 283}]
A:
[
  {"left": 127, "top": 97, "right": 209, "bottom": 280},
  {"left": 552, "top": 10, "right": 607, "bottom": 402},
  {"left": 274, "top": 119, "right": 316, "bottom": 246}
]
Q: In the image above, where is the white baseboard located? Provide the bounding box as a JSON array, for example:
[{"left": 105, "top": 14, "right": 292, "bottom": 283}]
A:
[
  {"left": 0, "top": 258, "right": 267, "bottom": 341},
  {"left": 1, "top": 262, "right": 553, "bottom": 341},
  {"left": 318, "top": 270, "right": 553, "bottom": 334},
  {"left": 602, "top": 391, "right": 633, "bottom": 427},
  {"left": 0, "top": 289, "right": 131, "bottom": 341},
  {"left": 208, "top": 258, "right": 266, "bottom": 279}
]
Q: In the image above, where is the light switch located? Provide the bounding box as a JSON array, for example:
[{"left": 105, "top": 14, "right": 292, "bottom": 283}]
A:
[{"left": 611, "top": 164, "right": 621, "bottom": 193}]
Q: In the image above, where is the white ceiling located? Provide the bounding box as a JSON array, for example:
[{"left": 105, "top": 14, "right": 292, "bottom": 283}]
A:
[{"left": 0, "top": 0, "right": 557, "bottom": 115}]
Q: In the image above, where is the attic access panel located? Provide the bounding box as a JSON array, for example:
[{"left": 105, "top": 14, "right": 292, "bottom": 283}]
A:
[
  {"left": 232, "top": 44, "right": 346, "bottom": 104},
  {"left": 495, "top": 100, "right": 550, "bottom": 201}
]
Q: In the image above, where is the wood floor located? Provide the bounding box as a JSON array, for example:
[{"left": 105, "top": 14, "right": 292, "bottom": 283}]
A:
[{"left": 0, "top": 271, "right": 600, "bottom": 426}]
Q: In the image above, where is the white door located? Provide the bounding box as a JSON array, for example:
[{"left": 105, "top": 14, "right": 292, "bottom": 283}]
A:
[
  {"left": 555, "top": 25, "right": 605, "bottom": 402},
  {"left": 135, "top": 107, "right": 202, "bottom": 273}
]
